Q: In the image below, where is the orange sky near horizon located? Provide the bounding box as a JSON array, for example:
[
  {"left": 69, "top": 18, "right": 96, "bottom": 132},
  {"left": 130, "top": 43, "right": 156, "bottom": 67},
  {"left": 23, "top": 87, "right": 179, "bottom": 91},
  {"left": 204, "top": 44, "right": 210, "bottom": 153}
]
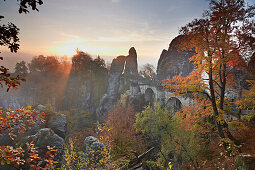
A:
[{"left": 0, "top": 0, "right": 225, "bottom": 69}]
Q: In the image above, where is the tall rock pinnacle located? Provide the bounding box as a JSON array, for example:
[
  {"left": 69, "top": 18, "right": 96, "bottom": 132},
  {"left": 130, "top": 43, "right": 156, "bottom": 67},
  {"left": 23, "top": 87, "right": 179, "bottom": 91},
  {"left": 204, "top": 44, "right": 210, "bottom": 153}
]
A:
[{"left": 124, "top": 47, "right": 138, "bottom": 76}]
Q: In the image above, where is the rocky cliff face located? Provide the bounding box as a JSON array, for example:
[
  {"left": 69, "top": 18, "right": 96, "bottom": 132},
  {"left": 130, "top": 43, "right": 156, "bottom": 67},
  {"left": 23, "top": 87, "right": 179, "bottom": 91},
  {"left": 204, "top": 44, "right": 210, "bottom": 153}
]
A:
[
  {"left": 124, "top": 47, "right": 138, "bottom": 76},
  {"left": 156, "top": 35, "right": 195, "bottom": 81},
  {"left": 107, "top": 55, "right": 126, "bottom": 96},
  {"left": 98, "top": 56, "right": 126, "bottom": 119},
  {"left": 98, "top": 47, "right": 140, "bottom": 120}
]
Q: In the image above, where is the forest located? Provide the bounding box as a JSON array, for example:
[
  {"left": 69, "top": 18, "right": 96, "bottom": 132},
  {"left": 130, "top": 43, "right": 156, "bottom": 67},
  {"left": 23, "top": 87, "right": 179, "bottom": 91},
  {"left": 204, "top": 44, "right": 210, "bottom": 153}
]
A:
[{"left": 0, "top": 0, "right": 255, "bottom": 169}]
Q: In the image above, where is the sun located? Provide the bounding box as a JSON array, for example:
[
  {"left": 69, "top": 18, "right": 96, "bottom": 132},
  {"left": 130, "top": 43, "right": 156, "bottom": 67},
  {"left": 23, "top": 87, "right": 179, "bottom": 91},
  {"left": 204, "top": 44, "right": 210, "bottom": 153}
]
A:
[{"left": 52, "top": 44, "right": 78, "bottom": 57}]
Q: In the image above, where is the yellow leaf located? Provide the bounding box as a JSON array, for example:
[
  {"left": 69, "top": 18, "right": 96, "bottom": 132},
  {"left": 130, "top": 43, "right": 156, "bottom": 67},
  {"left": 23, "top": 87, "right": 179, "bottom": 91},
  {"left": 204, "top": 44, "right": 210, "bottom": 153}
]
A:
[
  {"left": 25, "top": 110, "right": 31, "bottom": 114},
  {"left": 6, "top": 159, "right": 10, "bottom": 164}
]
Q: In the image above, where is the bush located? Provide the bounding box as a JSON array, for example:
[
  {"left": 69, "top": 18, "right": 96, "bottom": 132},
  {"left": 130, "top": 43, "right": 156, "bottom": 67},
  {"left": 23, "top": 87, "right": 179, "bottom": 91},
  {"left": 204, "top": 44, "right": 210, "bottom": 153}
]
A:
[{"left": 98, "top": 105, "right": 145, "bottom": 164}]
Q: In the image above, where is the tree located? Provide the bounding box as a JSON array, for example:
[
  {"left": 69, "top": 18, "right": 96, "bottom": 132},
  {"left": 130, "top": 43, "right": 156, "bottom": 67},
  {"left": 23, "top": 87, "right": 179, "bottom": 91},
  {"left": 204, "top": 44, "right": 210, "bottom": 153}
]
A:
[
  {"left": 139, "top": 63, "right": 156, "bottom": 80},
  {"left": 28, "top": 55, "right": 60, "bottom": 73},
  {"left": 25, "top": 55, "right": 72, "bottom": 109},
  {"left": 164, "top": 0, "right": 254, "bottom": 148},
  {"left": 0, "top": 16, "right": 19, "bottom": 53},
  {"left": 135, "top": 103, "right": 205, "bottom": 169},
  {"left": 0, "top": 106, "right": 58, "bottom": 169},
  {"left": 0, "top": 1, "right": 59, "bottom": 168},
  {"left": 14, "top": 61, "right": 28, "bottom": 77},
  {"left": 98, "top": 105, "right": 145, "bottom": 160},
  {"left": 62, "top": 50, "right": 108, "bottom": 110},
  {"left": 0, "top": 0, "right": 44, "bottom": 91},
  {"left": 236, "top": 80, "right": 255, "bottom": 123}
]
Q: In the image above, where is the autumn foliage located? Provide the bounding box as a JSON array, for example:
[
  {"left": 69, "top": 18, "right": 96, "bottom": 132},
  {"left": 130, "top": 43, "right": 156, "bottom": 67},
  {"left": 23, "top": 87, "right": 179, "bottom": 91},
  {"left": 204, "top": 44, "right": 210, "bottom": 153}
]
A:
[
  {"left": 98, "top": 105, "right": 145, "bottom": 160},
  {"left": 161, "top": 0, "right": 255, "bottom": 169},
  {"left": 0, "top": 107, "right": 58, "bottom": 169}
]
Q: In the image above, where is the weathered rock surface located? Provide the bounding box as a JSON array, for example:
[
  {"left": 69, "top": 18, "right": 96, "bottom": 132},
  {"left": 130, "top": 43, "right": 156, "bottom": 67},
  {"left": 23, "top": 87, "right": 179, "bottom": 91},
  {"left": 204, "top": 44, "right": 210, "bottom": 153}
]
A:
[
  {"left": 107, "top": 55, "right": 126, "bottom": 97},
  {"left": 98, "top": 55, "right": 126, "bottom": 119},
  {"left": 47, "top": 114, "right": 67, "bottom": 139},
  {"left": 225, "top": 68, "right": 248, "bottom": 101},
  {"left": 156, "top": 35, "right": 195, "bottom": 81},
  {"left": 0, "top": 111, "right": 45, "bottom": 146},
  {"left": 129, "top": 94, "right": 145, "bottom": 112},
  {"left": 36, "top": 104, "right": 46, "bottom": 112},
  {"left": 130, "top": 81, "right": 141, "bottom": 95},
  {"left": 166, "top": 97, "right": 182, "bottom": 113},
  {"left": 26, "top": 128, "right": 65, "bottom": 161},
  {"left": 124, "top": 47, "right": 138, "bottom": 76},
  {"left": 0, "top": 125, "right": 18, "bottom": 146},
  {"left": 28, "top": 128, "right": 65, "bottom": 150},
  {"left": 83, "top": 136, "right": 105, "bottom": 154},
  {"left": 83, "top": 136, "right": 107, "bottom": 159},
  {"left": 98, "top": 47, "right": 140, "bottom": 120}
]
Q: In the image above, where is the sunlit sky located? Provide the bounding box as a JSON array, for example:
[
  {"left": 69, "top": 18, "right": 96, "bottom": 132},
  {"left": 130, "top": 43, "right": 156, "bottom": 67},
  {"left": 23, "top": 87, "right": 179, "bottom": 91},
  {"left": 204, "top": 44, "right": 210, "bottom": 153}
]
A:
[{"left": 2, "top": 0, "right": 251, "bottom": 70}]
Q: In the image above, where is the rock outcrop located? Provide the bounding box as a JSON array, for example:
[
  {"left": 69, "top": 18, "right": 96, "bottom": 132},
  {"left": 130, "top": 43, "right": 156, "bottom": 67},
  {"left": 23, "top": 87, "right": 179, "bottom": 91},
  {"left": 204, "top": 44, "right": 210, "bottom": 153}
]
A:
[
  {"left": 98, "top": 55, "right": 126, "bottom": 119},
  {"left": 26, "top": 128, "right": 65, "bottom": 161},
  {"left": 107, "top": 56, "right": 126, "bottom": 97},
  {"left": 124, "top": 47, "right": 138, "bottom": 76},
  {"left": 27, "top": 128, "right": 65, "bottom": 151},
  {"left": 36, "top": 104, "right": 46, "bottom": 112},
  {"left": 98, "top": 47, "right": 139, "bottom": 120},
  {"left": 156, "top": 35, "right": 195, "bottom": 81},
  {"left": 81, "top": 136, "right": 108, "bottom": 168},
  {"left": 83, "top": 136, "right": 106, "bottom": 155},
  {"left": 47, "top": 114, "right": 67, "bottom": 139},
  {"left": 129, "top": 94, "right": 145, "bottom": 112}
]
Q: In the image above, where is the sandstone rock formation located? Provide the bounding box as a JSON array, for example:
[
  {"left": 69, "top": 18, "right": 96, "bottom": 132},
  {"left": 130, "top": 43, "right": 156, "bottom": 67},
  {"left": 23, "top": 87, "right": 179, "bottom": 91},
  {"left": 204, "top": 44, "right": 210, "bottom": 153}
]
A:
[
  {"left": 156, "top": 35, "right": 195, "bottom": 81},
  {"left": 0, "top": 104, "right": 67, "bottom": 169},
  {"left": 27, "top": 128, "right": 65, "bottom": 151},
  {"left": 81, "top": 136, "right": 108, "bottom": 168},
  {"left": 26, "top": 128, "right": 65, "bottom": 162},
  {"left": 35, "top": 104, "right": 46, "bottom": 112},
  {"left": 129, "top": 94, "right": 145, "bottom": 112},
  {"left": 98, "top": 55, "right": 126, "bottom": 119},
  {"left": 98, "top": 48, "right": 139, "bottom": 120},
  {"left": 107, "top": 55, "right": 126, "bottom": 96},
  {"left": 47, "top": 114, "right": 67, "bottom": 139},
  {"left": 124, "top": 47, "right": 138, "bottom": 76},
  {"left": 83, "top": 136, "right": 106, "bottom": 155},
  {"left": 166, "top": 97, "right": 182, "bottom": 113}
]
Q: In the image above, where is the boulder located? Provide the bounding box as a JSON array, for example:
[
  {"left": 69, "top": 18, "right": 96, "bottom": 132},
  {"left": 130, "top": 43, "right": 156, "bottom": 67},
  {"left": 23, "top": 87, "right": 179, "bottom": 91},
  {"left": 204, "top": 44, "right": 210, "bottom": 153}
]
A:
[
  {"left": 83, "top": 136, "right": 107, "bottom": 158},
  {"left": 26, "top": 128, "right": 65, "bottom": 161},
  {"left": 0, "top": 121, "right": 44, "bottom": 146},
  {"left": 47, "top": 113, "right": 67, "bottom": 139},
  {"left": 28, "top": 128, "right": 65, "bottom": 151},
  {"left": 36, "top": 104, "right": 46, "bottom": 112},
  {"left": 0, "top": 126, "right": 17, "bottom": 146}
]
